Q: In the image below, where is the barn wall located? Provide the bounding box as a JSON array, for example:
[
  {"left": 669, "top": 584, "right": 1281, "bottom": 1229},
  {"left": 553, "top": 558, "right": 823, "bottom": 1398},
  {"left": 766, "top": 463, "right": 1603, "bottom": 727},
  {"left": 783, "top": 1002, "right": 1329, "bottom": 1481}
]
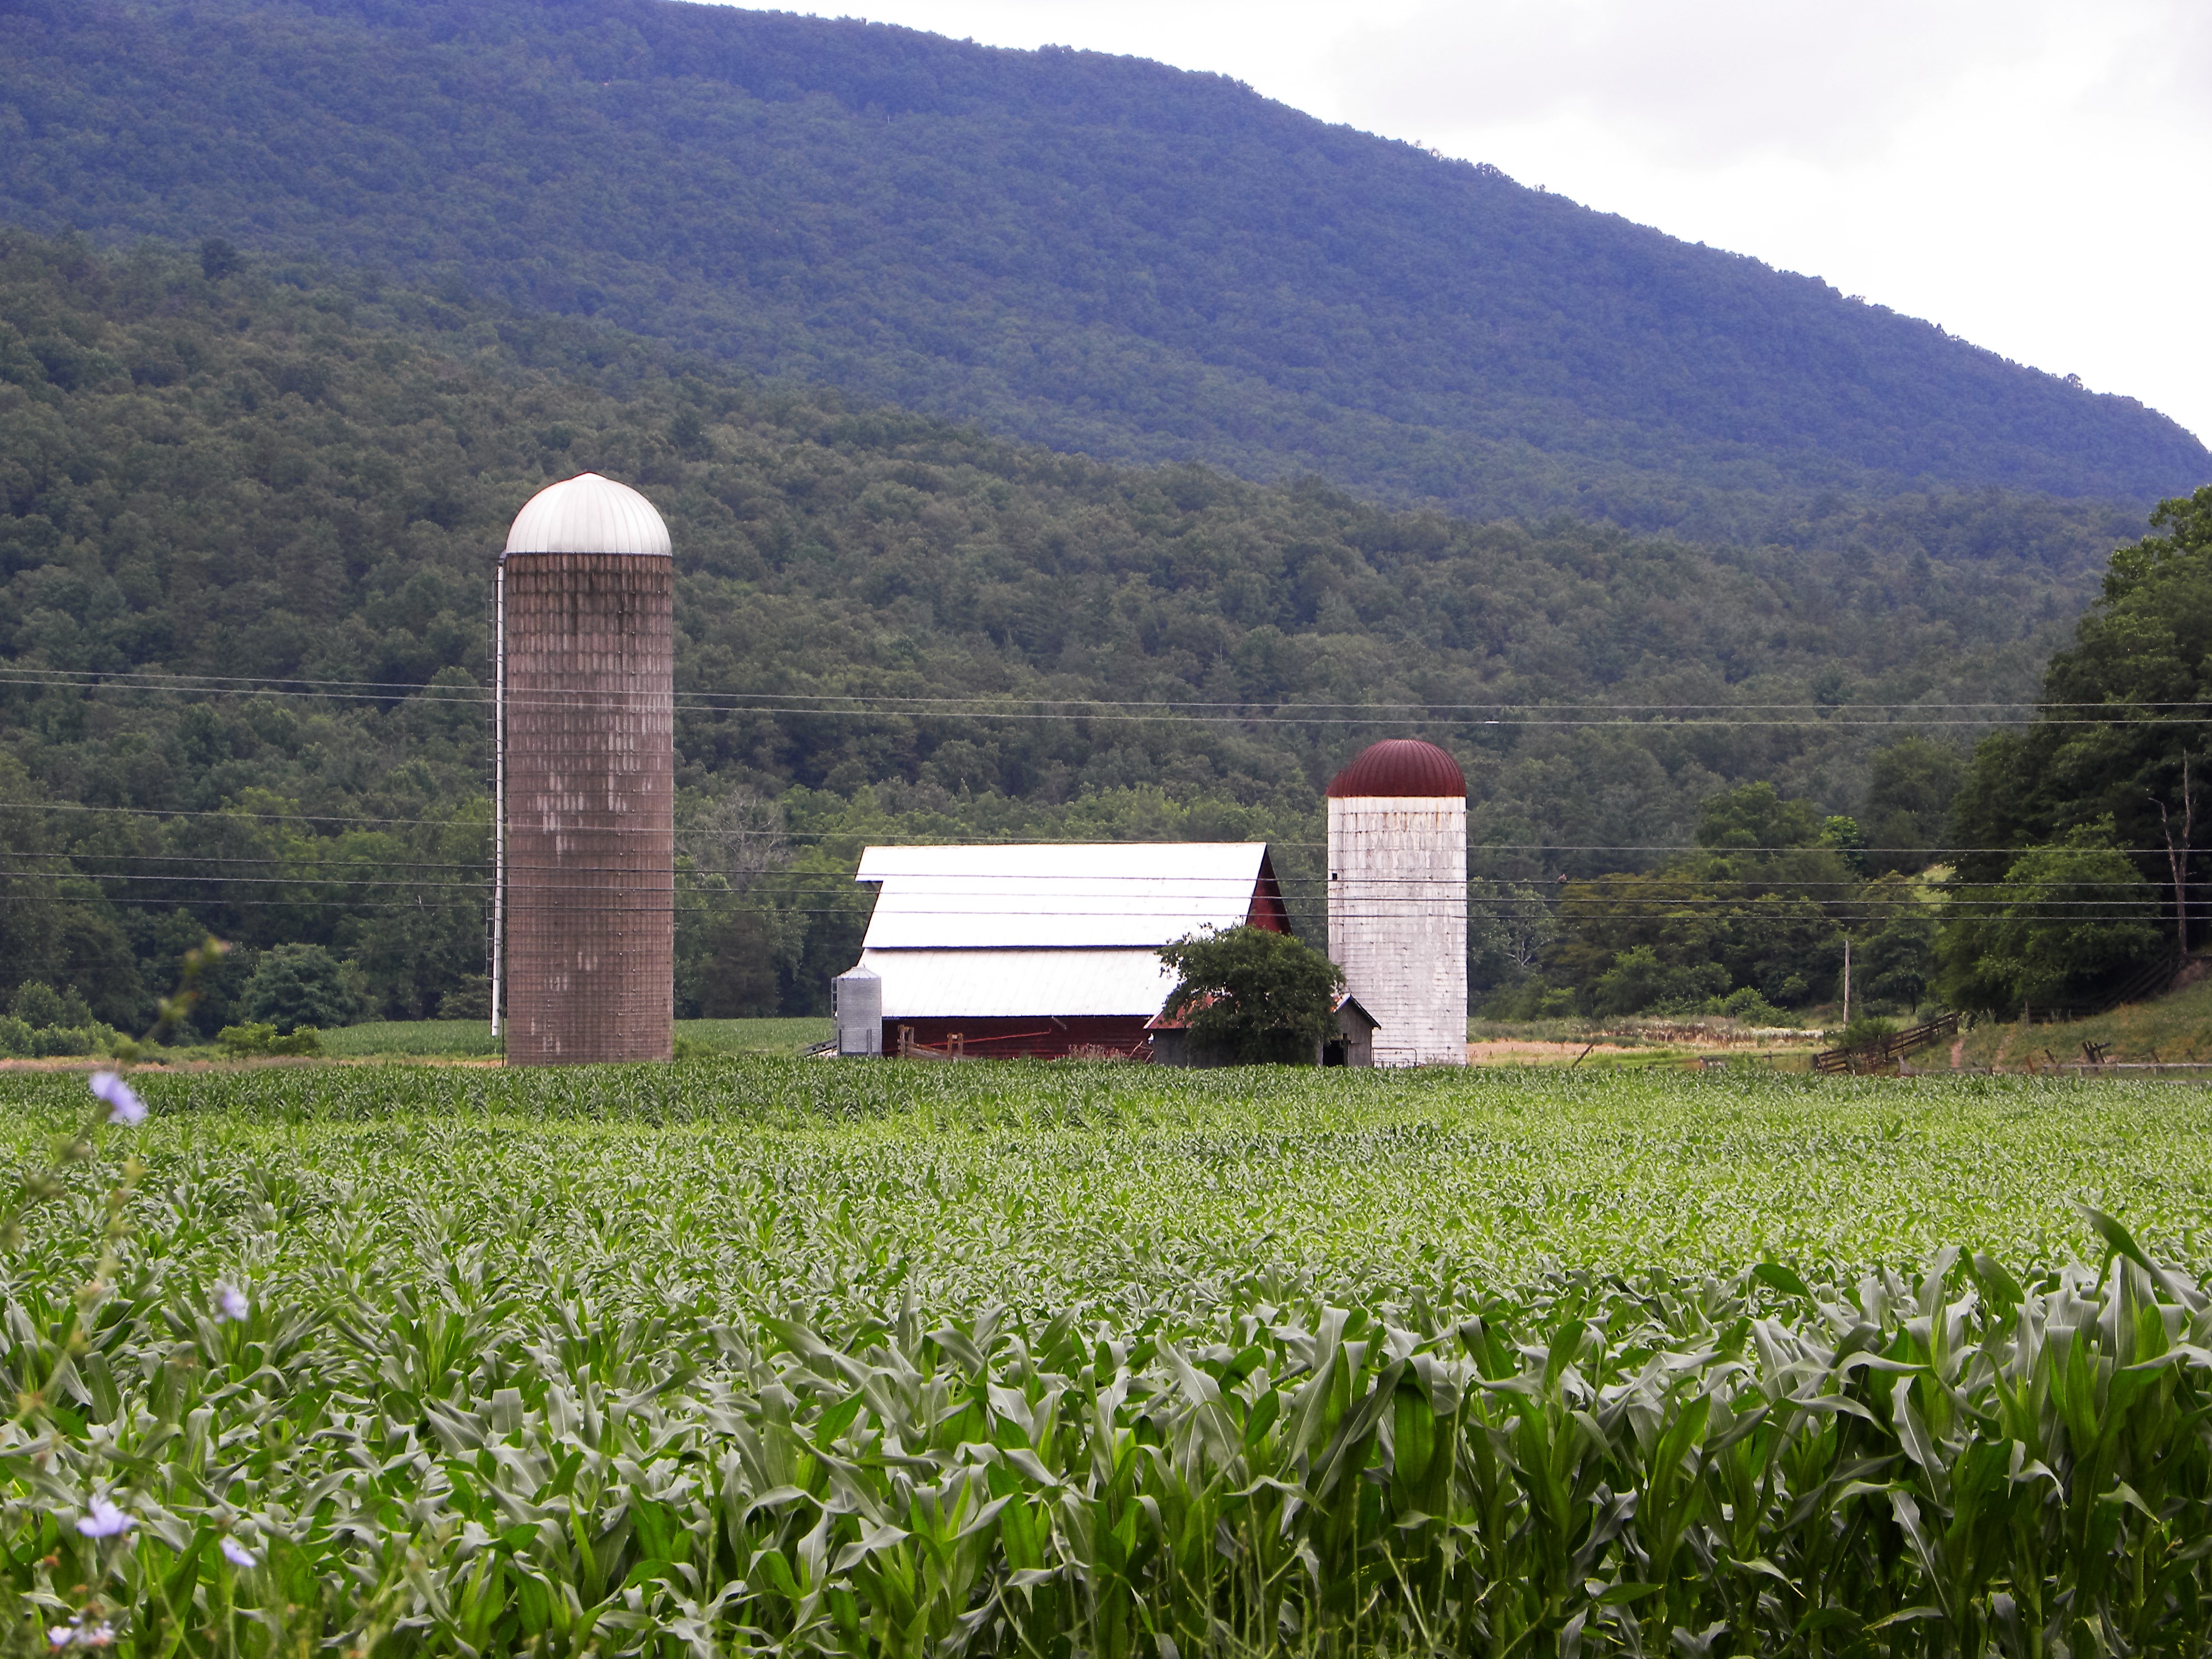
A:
[
  {"left": 1246, "top": 855, "right": 1291, "bottom": 932},
  {"left": 883, "top": 1016, "right": 1154, "bottom": 1061},
  {"left": 1326, "top": 796, "right": 1466, "bottom": 1066}
]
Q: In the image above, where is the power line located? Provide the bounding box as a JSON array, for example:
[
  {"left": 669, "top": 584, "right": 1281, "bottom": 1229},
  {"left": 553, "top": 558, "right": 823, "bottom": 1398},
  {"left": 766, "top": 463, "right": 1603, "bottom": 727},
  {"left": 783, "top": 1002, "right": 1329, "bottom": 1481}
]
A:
[
  {"left": 7, "top": 844, "right": 2197, "bottom": 893},
  {"left": 17, "top": 666, "right": 2212, "bottom": 713},
  {"left": 13, "top": 804, "right": 2212, "bottom": 859},
  {"left": 13, "top": 801, "right": 498, "bottom": 830},
  {"left": 4, "top": 849, "right": 2177, "bottom": 898},
  {"left": 0, "top": 878, "right": 2174, "bottom": 926},
  {"left": 9, "top": 669, "right": 2212, "bottom": 728}
]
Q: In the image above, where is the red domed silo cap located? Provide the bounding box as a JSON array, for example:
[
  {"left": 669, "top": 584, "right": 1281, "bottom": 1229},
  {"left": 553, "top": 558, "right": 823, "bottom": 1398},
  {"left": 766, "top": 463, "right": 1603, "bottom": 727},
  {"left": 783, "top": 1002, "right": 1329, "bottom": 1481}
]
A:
[{"left": 1326, "top": 739, "right": 1467, "bottom": 799}]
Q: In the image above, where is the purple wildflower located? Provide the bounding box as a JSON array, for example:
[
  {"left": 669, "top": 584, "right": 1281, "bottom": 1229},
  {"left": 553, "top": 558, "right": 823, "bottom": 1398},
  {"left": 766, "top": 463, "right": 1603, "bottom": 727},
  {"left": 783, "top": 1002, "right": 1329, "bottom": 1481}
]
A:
[
  {"left": 220, "top": 1536, "right": 259, "bottom": 1568},
  {"left": 75, "top": 1497, "right": 134, "bottom": 1539},
  {"left": 214, "top": 1283, "right": 249, "bottom": 1323},
  {"left": 87, "top": 1073, "right": 145, "bottom": 1127}
]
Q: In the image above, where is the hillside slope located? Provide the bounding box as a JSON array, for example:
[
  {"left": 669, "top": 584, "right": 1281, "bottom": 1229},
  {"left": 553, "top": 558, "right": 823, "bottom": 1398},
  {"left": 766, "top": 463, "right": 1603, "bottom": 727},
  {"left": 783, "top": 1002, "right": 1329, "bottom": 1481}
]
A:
[
  {"left": 0, "top": 0, "right": 2200, "bottom": 531},
  {"left": 0, "top": 233, "right": 2140, "bottom": 1022}
]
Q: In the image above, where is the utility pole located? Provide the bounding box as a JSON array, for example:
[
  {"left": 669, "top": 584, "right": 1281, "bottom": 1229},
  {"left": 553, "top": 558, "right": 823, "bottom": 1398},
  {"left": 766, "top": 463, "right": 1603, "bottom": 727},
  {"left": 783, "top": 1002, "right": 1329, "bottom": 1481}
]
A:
[
  {"left": 1842, "top": 936, "right": 1851, "bottom": 1027},
  {"left": 491, "top": 558, "right": 505, "bottom": 1041}
]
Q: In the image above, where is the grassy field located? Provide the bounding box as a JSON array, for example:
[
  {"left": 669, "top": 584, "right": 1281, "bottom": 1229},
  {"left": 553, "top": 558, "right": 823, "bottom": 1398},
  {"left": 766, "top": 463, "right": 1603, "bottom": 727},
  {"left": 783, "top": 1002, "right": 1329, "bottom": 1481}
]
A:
[
  {"left": 315, "top": 1019, "right": 502, "bottom": 1057},
  {"left": 1955, "top": 970, "right": 2212, "bottom": 1069},
  {"left": 283, "top": 1017, "right": 837, "bottom": 1060},
  {"left": 1463, "top": 1012, "right": 1823, "bottom": 1069},
  {"left": 677, "top": 1017, "right": 835, "bottom": 1056},
  {"left": 1, "top": 1062, "right": 2207, "bottom": 1653}
]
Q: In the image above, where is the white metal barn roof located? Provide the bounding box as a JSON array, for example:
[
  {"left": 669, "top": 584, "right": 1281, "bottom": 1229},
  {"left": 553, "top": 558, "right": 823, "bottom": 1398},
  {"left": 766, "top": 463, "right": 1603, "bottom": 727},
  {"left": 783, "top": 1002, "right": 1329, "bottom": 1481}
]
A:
[
  {"left": 859, "top": 948, "right": 1180, "bottom": 1018},
  {"left": 504, "top": 473, "right": 672, "bottom": 557},
  {"left": 855, "top": 843, "right": 1275, "bottom": 950}
]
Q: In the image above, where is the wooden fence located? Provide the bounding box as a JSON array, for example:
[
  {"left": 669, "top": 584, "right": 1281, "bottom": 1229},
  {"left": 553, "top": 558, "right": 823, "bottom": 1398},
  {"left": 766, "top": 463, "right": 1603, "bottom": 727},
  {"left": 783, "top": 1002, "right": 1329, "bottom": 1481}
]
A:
[
  {"left": 2012, "top": 950, "right": 2186, "bottom": 1026},
  {"left": 1812, "top": 1011, "right": 1960, "bottom": 1076}
]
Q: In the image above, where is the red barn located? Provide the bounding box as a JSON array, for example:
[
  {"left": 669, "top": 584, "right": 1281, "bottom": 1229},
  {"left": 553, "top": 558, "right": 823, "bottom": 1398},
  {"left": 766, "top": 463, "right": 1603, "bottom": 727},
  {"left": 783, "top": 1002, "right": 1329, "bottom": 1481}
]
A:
[{"left": 845, "top": 843, "right": 1289, "bottom": 1060}]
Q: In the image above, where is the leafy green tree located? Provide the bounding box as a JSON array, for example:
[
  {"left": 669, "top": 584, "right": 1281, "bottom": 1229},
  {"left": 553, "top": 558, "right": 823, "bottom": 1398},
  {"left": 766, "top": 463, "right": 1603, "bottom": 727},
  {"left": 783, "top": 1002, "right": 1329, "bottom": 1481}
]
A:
[
  {"left": 46, "top": 906, "right": 148, "bottom": 1029},
  {"left": 1819, "top": 815, "right": 1868, "bottom": 874},
  {"left": 1588, "top": 947, "right": 1727, "bottom": 1018},
  {"left": 197, "top": 236, "right": 242, "bottom": 281},
  {"left": 1466, "top": 880, "right": 1557, "bottom": 1001},
  {"left": 242, "top": 944, "right": 362, "bottom": 1034},
  {"left": 688, "top": 911, "right": 789, "bottom": 1019},
  {"left": 8, "top": 982, "right": 93, "bottom": 1030},
  {"left": 1860, "top": 914, "right": 1939, "bottom": 1014},
  {"left": 1862, "top": 736, "right": 1963, "bottom": 876},
  {"left": 1937, "top": 826, "right": 2164, "bottom": 1015},
  {"left": 1698, "top": 783, "right": 1822, "bottom": 850},
  {"left": 128, "top": 912, "right": 254, "bottom": 1039},
  {"left": 1543, "top": 781, "right": 1855, "bottom": 1013},
  {"left": 1946, "top": 487, "right": 2212, "bottom": 972},
  {"left": 0, "top": 755, "right": 66, "bottom": 1013},
  {"left": 1159, "top": 926, "right": 1344, "bottom": 1066}
]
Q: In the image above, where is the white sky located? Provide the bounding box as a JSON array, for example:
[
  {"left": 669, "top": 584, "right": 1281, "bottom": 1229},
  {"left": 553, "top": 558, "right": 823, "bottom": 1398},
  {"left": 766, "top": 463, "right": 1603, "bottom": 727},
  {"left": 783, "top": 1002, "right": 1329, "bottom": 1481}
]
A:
[{"left": 745, "top": 1, "right": 2211, "bottom": 450}]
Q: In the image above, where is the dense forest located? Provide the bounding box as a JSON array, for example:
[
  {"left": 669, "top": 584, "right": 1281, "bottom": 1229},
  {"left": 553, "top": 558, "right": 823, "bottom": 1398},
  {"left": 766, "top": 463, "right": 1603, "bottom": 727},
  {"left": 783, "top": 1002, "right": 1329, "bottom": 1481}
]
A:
[
  {"left": 1934, "top": 486, "right": 2212, "bottom": 1015},
  {"left": 0, "top": 232, "right": 2165, "bottom": 1028},
  {"left": 1515, "top": 492, "right": 2212, "bottom": 1026},
  {"left": 0, "top": 0, "right": 2201, "bottom": 537}
]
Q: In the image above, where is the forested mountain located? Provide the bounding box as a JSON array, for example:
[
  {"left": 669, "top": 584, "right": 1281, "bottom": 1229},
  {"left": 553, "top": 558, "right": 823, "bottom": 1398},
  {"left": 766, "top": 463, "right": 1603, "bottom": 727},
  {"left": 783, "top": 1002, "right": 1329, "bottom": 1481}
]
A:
[
  {"left": 0, "top": 235, "right": 2149, "bottom": 1025},
  {"left": 0, "top": 0, "right": 2200, "bottom": 536},
  {"left": 1524, "top": 490, "right": 2212, "bottom": 1027}
]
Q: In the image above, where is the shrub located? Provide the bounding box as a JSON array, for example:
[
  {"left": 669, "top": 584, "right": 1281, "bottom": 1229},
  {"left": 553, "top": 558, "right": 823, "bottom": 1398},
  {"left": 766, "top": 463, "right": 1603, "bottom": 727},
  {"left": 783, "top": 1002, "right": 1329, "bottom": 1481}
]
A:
[
  {"left": 1159, "top": 925, "right": 1344, "bottom": 1064},
  {"left": 7, "top": 982, "right": 93, "bottom": 1030},
  {"left": 218, "top": 1022, "right": 323, "bottom": 1057},
  {"left": 436, "top": 976, "right": 492, "bottom": 1020},
  {"left": 242, "top": 945, "right": 362, "bottom": 1034},
  {"left": 26, "top": 1024, "right": 118, "bottom": 1058},
  {"left": 1477, "top": 980, "right": 1579, "bottom": 1020},
  {"left": 217, "top": 1022, "right": 277, "bottom": 1055},
  {"left": 1837, "top": 1014, "right": 1901, "bottom": 1052},
  {"left": 0, "top": 986, "right": 120, "bottom": 1057},
  {"left": 1590, "top": 946, "right": 1728, "bottom": 1016},
  {"left": 1713, "top": 985, "right": 1793, "bottom": 1025}
]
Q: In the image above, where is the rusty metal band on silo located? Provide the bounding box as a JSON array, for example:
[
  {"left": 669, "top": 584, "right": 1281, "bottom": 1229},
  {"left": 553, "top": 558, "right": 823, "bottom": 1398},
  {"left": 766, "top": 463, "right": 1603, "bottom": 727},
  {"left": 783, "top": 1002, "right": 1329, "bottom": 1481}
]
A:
[{"left": 502, "top": 552, "right": 674, "bottom": 1063}]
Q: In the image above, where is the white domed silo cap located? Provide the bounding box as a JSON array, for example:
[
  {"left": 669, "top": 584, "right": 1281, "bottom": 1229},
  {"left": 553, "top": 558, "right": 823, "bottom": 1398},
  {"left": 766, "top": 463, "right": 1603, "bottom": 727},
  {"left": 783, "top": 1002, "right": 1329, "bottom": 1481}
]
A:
[{"left": 504, "top": 473, "right": 672, "bottom": 557}]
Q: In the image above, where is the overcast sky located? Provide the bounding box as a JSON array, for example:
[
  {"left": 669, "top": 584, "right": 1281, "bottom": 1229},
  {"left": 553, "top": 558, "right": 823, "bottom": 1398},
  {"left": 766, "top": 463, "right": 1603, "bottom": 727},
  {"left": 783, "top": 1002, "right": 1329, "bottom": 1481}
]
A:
[{"left": 749, "top": 1, "right": 2210, "bottom": 451}]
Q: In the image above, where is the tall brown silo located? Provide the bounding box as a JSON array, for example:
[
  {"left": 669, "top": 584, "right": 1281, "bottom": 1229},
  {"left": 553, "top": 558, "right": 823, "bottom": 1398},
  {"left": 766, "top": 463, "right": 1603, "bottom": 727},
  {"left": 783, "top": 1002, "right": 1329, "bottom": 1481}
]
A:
[{"left": 495, "top": 473, "right": 674, "bottom": 1064}]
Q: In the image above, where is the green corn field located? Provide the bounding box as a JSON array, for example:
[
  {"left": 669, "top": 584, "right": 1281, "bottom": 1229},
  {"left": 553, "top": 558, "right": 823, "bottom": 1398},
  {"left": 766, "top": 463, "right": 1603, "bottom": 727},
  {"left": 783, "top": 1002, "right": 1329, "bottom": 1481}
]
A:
[{"left": 3, "top": 1060, "right": 2211, "bottom": 1655}]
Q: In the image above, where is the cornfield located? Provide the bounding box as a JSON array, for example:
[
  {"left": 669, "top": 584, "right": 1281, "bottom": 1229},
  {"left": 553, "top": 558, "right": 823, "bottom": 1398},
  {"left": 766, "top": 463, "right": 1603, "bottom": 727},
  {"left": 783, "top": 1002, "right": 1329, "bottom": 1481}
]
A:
[{"left": 2, "top": 1061, "right": 2209, "bottom": 1655}]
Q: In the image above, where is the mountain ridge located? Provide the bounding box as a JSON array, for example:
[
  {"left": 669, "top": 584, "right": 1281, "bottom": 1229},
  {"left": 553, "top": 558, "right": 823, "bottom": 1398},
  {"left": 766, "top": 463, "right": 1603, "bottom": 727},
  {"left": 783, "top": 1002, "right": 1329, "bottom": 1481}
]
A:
[{"left": 1, "top": 0, "right": 2201, "bottom": 532}]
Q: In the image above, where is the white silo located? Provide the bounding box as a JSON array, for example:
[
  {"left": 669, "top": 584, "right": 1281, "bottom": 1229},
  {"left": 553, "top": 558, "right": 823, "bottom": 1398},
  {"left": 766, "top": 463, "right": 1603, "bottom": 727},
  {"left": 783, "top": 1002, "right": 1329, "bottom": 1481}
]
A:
[{"left": 1326, "top": 740, "right": 1467, "bottom": 1066}]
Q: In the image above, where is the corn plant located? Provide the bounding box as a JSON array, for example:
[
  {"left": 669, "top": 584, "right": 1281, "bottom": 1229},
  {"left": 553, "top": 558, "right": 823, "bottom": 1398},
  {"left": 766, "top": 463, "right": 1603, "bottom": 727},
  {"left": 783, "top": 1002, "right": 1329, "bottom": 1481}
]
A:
[{"left": 0, "top": 1062, "right": 2207, "bottom": 1654}]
